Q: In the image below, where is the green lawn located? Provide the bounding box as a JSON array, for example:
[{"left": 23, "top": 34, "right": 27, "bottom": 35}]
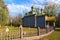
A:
[
  {"left": 40, "top": 29, "right": 60, "bottom": 40},
  {"left": 0, "top": 26, "right": 46, "bottom": 39},
  {"left": 0, "top": 26, "right": 36, "bottom": 32},
  {"left": 0, "top": 26, "right": 37, "bottom": 39}
]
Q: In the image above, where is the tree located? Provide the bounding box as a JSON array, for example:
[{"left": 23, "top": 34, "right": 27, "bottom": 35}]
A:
[
  {"left": 0, "top": 0, "right": 9, "bottom": 26},
  {"left": 9, "top": 14, "right": 22, "bottom": 27},
  {"left": 16, "top": 14, "right": 22, "bottom": 25},
  {"left": 44, "top": 2, "right": 57, "bottom": 16},
  {"left": 56, "top": 13, "right": 60, "bottom": 27}
]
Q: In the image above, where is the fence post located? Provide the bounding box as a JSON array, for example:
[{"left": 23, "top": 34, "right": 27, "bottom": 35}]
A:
[
  {"left": 11, "top": 31, "right": 13, "bottom": 40},
  {"left": 6, "top": 27, "right": 9, "bottom": 40},
  {"left": 37, "top": 26, "right": 40, "bottom": 36},
  {"left": 53, "top": 22, "right": 55, "bottom": 30},
  {"left": 46, "top": 22, "right": 49, "bottom": 33},
  {"left": 0, "top": 32, "right": 2, "bottom": 40},
  {"left": 20, "top": 25, "right": 23, "bottom": 39}
]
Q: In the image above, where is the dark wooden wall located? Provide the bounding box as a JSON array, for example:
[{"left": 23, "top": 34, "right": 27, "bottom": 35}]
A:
[{"left": 22, "top": 15, "right": 45, "bottom": 28}]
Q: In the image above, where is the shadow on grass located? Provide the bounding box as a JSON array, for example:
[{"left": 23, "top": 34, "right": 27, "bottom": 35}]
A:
[{"left": 55, "top": 28, "right": 60, "bottom": 31}]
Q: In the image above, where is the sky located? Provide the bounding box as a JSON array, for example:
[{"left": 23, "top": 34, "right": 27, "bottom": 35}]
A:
[{"left": 4, "top": 0, "right": 60, "bottom": 17}]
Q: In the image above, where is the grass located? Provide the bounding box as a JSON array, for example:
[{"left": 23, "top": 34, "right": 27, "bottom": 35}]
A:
[
  {"left": 0, "top": 26, "right": 46, "bottom": 39},
  {"left": 40, "top": 29, "right": 60, "bottom": 40},
  {"left": 0, "top": 26, "right": 37, "bottom": 39},
  {"left": 0, "top": 26, "right": 36, "bottom": 32},
  {"left": 0, "top": 26, "right": 19, "bottom": 39}
]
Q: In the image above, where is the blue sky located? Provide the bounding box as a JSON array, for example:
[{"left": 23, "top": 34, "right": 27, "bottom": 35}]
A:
[{"left": 4, "top": 0, "right": 60, "bottom": 17}]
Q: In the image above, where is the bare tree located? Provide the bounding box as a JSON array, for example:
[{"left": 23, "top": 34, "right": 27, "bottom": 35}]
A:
[{"left": 44, "top": 2, "right": 57, "bottom": 16}]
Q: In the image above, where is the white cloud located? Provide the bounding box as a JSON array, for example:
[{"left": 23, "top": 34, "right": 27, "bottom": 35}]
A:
[
  {"left": 46, "top": 0, "right": 60, "bottom": 4},
  {"left": 33, "top": 0, "right": 60, "bottom": 4},
  {"left": 46, "top": 0, "right": 55, "bottom": 2},
  {"left": 7, "top": 4, "right": 31, "bottom": 16},
  {"left": 7, "top": 4, "right": 31, "bottom": 12},
  {"left": 55, "top": 0, "right": 60, "bottom": 4},
  {"left": 35, "top": 5, "right": 44, "bottom": 9}
]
